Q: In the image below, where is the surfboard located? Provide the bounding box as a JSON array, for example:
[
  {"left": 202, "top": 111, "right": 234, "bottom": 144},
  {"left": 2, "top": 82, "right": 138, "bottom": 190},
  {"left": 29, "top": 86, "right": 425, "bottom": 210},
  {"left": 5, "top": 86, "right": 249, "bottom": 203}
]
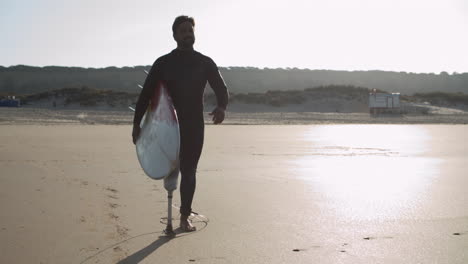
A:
[{"left": 136, "top": 80, "right": 180, "bottom": 180}]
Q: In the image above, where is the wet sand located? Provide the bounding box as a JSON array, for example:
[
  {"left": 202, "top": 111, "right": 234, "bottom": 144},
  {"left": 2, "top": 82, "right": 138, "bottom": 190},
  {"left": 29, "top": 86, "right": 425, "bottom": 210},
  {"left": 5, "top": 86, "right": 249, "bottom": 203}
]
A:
[
  {"left": 1, "top": 107, "right": 468, "bottom": 125},
  {"left": 1, "top": 124, "right": 467, "bottom": 263}
]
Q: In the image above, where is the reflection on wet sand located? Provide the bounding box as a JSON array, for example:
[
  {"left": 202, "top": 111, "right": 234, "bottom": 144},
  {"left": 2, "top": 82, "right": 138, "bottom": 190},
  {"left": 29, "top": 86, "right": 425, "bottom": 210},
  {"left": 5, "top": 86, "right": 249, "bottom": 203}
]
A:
[{"left": 294, "top": 125, "right": 441, "bottom": 221}]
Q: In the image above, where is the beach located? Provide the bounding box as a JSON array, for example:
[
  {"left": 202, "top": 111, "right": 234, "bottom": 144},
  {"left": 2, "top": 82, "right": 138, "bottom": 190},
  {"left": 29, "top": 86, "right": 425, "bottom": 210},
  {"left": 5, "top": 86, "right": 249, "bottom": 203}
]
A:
[
  {"left": 1, "top": 113, "right": 468, "bottom": 263},
  {"left": 1, "top": 107, "right": 468, "bottom": 126}
]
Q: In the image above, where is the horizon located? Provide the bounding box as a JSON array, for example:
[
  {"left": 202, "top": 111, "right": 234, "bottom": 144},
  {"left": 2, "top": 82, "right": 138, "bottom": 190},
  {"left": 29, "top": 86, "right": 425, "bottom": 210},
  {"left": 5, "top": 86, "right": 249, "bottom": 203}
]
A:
[
  {"left": 2, "top": 0, "right": 468, "bottom": 73},
  {"left": 1, "top": 64, "right": 467, "bottom": 75}
]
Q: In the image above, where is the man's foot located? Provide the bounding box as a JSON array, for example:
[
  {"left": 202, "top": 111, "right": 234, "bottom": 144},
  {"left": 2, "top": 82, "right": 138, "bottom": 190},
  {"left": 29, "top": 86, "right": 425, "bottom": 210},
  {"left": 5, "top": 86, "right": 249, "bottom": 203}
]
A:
[{"left": 180, "top": 215, "right": 196, "bottom": 232}]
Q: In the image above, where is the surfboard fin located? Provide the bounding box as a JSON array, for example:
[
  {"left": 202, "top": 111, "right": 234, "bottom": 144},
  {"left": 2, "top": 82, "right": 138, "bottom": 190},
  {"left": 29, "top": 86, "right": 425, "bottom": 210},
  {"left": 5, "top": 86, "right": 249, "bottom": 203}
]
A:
[{"left": 130, "top": 71, "right": 147, "bottom": 112}]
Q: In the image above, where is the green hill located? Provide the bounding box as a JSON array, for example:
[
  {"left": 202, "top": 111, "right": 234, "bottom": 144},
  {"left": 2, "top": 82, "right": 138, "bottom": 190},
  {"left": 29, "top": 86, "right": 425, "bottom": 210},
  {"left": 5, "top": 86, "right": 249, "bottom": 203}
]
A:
[{"left": 1, "top": 65, "right": 467, "bottom": 96}]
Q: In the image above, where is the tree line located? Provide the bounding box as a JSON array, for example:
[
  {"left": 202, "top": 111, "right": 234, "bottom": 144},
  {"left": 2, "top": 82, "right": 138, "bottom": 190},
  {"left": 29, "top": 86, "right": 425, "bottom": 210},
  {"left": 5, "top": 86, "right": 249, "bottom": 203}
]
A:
[{"left": 1, "top": 65, "right": 467, "bottom": 95}]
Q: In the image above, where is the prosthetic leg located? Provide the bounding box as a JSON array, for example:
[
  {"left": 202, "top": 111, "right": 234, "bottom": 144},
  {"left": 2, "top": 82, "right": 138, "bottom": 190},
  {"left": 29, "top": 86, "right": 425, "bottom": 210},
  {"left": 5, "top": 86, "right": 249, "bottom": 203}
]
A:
[{"left": 163, "top": 168, "right": 179, "bottom": 236}]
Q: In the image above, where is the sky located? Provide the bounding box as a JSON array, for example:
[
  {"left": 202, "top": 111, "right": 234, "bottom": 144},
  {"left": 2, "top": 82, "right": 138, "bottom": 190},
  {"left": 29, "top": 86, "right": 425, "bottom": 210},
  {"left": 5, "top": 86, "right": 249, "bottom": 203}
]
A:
[{"left": 1, "top": 0, "right": 468, "bottom": 73}]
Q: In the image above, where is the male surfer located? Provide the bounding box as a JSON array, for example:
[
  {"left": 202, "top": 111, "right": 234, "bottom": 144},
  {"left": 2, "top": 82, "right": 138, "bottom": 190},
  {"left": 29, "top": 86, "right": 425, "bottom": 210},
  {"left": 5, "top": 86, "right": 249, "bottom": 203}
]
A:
[{"left": 132, "top": 16, "right": 229, "bottom": 232}]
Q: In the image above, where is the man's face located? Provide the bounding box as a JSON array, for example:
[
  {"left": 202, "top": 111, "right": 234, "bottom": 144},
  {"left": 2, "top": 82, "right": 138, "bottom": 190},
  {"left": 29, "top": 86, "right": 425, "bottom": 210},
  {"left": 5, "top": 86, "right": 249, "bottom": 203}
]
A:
[{"left": 174, "top": 21, "right": 195, "bottom": 49}]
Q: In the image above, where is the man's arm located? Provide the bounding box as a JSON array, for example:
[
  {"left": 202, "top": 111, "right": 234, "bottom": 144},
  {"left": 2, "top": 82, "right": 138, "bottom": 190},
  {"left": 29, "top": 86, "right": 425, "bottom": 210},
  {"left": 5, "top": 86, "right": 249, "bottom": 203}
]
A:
[
  {"left": 207, "top": 58, "right": 229, "bottom": 124},
  {"left": 132, "top": 59, "right": 161, "bottom": 144}
]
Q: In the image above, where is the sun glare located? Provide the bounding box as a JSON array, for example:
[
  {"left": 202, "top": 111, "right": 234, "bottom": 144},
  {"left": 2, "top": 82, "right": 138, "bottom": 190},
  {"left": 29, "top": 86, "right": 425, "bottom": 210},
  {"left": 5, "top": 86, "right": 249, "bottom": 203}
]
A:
[{"left": 293, "top": 125, "right": 440, "bottom": 221}]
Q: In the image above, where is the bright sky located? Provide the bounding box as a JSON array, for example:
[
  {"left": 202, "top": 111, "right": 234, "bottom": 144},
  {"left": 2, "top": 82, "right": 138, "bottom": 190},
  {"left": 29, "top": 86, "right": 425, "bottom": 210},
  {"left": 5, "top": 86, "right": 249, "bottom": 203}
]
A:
[{"left": 1, "top": 0, "right": 467, "bottom": 73}]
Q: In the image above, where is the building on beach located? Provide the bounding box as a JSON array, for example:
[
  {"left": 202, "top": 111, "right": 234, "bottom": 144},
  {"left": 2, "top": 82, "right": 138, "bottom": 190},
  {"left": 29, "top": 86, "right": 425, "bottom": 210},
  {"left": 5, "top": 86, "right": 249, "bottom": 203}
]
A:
[{"left": 369, "top": 89, "right": 400, "bottom": 115}]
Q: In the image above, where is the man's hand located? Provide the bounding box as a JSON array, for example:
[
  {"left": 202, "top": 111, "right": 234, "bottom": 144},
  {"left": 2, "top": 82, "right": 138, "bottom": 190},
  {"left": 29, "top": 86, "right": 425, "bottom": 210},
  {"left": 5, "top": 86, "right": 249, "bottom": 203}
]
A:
[
  {"left": 209, "top": 107, "right": 225, "bottom": 124},
  {"left": 132, "top": 125, "right": 141, "bottom": 145}
]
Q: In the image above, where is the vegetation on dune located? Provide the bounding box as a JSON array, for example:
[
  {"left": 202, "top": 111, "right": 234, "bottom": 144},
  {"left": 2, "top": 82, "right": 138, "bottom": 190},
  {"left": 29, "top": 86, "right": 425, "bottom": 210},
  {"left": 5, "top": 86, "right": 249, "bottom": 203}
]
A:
[
  {"left": 303, "top": 85, "right": 370, "bottom": 101},
  {"left": 229, "top": 90, "right": 306, "bottom": 107},
  {"left": 405, "top": 92, "right": 468, "bottom": 107},
  {"left": 2, "top": 65, "right": 468, "bottom": 95},
  {"left": 205, "top": 85, "right": 372, "bottom": 107},
  {"left": 15, "top": 86, "right": 138, "bottom": 107},
  {"left": 10, "top": 85, "right": 373, "bottom": 108},
  {"left": 3, "top": 84, "right": 467, "bottom": 110}
]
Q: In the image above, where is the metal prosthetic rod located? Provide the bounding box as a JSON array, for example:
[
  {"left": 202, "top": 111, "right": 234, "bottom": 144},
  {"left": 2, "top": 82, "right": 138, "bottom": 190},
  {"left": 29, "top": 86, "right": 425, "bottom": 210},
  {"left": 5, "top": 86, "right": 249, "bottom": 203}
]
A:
[
  {"left": 163, "top": 168, "right": 179, "bottom": 236},
  {"left": 164, "top": 190, "right": 175, "bottom": 235}
]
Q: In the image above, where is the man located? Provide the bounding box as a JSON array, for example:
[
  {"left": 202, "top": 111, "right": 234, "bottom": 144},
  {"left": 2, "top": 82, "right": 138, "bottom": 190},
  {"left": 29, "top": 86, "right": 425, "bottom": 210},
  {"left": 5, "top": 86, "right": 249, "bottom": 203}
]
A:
[{"left": 132, "top": 15, "right": 229, "bottom": 232}]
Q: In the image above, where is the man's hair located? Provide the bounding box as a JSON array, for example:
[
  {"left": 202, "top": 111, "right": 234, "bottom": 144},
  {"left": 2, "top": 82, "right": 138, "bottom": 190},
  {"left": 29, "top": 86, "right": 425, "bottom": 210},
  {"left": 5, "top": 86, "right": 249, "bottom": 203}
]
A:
[{"left": 172, "top": 15, "right": 195, "bottom": 34}]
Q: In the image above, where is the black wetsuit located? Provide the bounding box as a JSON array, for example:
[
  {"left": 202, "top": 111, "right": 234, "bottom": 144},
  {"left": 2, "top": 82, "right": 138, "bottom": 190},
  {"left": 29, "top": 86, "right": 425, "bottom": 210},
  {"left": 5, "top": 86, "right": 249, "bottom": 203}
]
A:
[{"left": 133, "top": 49, "right": 229, "bottom": 216}]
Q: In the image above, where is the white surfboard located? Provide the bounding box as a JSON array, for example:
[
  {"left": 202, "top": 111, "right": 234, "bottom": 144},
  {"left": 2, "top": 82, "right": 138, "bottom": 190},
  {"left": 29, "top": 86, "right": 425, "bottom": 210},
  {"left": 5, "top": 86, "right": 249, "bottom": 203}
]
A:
[{"left": 136, "top": 81, "right": 180, "bottom": 180}]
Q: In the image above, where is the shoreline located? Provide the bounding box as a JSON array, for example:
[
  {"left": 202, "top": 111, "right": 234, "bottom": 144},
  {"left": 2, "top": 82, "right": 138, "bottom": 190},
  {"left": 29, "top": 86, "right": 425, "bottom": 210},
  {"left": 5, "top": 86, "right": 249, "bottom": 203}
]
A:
[{"left": 1, "top": 107, "right": 468, "bottom": 125}]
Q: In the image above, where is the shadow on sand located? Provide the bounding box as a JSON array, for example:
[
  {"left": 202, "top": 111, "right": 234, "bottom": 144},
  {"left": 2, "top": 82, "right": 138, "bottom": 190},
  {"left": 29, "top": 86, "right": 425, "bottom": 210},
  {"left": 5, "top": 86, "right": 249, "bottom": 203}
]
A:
[
  {"left": 80, "top": 220, "right": 208, "bottom": 264},
  {"left": 117, "top": 222, "right": 209, "bottom": 263},
  {"left": 79, "top": 231, "right": 168, "bottom": 264},
  {"left": 116, "top": 234, "right": 174, "bottom": 264}
]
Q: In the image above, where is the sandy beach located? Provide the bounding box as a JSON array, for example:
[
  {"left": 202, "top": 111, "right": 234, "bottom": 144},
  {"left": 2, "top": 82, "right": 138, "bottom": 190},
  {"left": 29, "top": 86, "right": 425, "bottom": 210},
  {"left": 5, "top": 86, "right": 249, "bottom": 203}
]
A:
[
  {"left": 1, "top": 107, "right": 468, "bottom": 126},
  {"left": 1, "top": 117, "right": 468, "bottom": 263}
]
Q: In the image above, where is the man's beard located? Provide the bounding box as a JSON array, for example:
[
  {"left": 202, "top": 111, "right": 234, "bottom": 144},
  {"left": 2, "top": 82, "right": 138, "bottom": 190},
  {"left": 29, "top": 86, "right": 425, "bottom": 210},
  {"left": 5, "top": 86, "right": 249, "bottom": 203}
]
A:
[{"left": 178, "top": 37, "right": 195, "bottom": 49}]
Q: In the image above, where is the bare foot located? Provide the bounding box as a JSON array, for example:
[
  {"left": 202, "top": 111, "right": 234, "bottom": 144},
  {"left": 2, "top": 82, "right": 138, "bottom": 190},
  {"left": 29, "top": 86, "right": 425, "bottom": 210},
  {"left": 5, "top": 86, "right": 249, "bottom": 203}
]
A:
[{"left": 180, "top": 215, "right": 196, "bottom": 232}]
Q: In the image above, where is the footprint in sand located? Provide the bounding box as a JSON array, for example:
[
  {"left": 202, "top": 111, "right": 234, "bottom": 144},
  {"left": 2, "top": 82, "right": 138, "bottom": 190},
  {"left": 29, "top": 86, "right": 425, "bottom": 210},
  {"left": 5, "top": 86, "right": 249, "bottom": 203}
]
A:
[
  {"left": 335, "top": 242, "right": 352, "bottom": 253},
  {"left": 104, "top": 186, "right": 131, "bottom": 246},
  {"left": 187, "top": 257, "right": 225, "bottom": 262},
  {"left": 79, "top": 246, "right": 100, "bottom": 253},
  {"left": 292, "top": 245, "right": 321, "bottom": 252},
  {"left": 109, "top": 213, "right": 119, "bottom": 220},
  {"left": 116, "top": 225, "right": 129, "bottom": 237},
  {"left": 105, "top": 187, "right": 119, "bottom": 199},
  {"left": 109, "top": 203, "right": 119, "bottom": 209},
  {"left": 363, "top": 236, "right": 393, "bottom": 240},
  {"left": 113, "top": 246, "right": 123, "bottom": 253},
  {"left": 105, "top": 187, "right": 118, "bottom": 193}
]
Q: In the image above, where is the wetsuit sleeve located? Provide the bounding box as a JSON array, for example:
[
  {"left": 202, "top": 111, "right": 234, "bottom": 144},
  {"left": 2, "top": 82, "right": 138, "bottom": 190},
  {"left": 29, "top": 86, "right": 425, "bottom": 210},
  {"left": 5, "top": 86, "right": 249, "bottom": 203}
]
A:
[
  {"left": 206, "top": 58, "right": 229, "bottom": 110},
  {"left": 133, "top": 59, "right": 161, "bottom": 127}
]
